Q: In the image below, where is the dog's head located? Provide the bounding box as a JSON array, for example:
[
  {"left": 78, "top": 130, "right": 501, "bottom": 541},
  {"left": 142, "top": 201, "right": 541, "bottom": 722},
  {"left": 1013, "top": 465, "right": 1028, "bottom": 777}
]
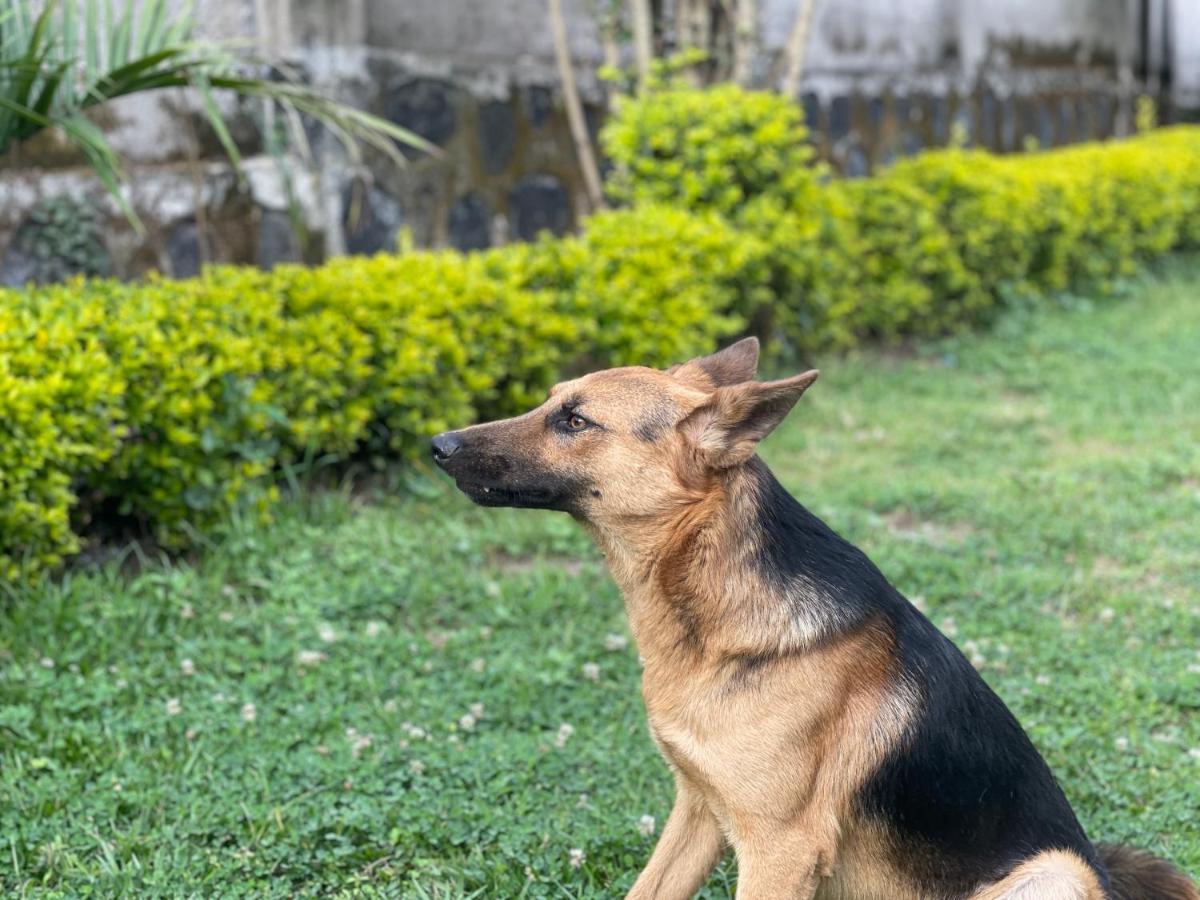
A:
[{"left": 431, "top": 338, "right": 817, "bottom": 523}]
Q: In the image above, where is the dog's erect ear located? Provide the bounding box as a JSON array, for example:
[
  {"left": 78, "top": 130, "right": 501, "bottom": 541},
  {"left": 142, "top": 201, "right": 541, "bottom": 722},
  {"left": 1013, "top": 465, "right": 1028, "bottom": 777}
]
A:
[
  {"left": 682, "top": 370, "right": 818, "bottom": 468},
  {"left": 668, "top": 337, "right": 760, "bottom": 390}
]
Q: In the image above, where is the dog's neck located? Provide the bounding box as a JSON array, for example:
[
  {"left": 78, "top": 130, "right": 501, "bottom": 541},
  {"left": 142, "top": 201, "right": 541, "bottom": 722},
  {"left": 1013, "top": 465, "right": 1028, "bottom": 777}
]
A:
[{"left": 586, "top": 458, "right": 867, "bottom": 668}]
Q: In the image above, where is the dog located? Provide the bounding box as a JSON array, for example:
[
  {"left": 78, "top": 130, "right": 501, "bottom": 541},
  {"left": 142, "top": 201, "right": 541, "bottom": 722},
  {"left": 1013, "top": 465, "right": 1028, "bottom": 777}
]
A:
[{"left": 432, "top": 338, "right": 1197, "bottom": 899}]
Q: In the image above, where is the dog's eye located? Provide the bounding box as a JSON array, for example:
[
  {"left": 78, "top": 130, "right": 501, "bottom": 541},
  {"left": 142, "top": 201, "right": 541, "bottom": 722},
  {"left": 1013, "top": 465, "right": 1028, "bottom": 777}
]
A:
[{"left": 566, "top": 414, "right": 590, "bottom": 431}]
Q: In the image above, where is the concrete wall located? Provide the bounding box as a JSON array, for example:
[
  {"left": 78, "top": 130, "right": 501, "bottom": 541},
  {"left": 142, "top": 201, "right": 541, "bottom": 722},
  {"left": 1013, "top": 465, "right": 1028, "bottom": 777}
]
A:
[{"left": 1, "top": 0, "right": 1190, "bottom": 283}]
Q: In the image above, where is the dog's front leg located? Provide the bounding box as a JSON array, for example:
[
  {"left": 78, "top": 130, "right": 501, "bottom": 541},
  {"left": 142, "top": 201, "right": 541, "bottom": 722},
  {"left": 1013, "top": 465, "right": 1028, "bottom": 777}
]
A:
[
  {"left": 732, "top": 836, "right": 823, "bottom": 900},
  {"left": 626, "top": 776, "right": 725, "bottom": 900}
]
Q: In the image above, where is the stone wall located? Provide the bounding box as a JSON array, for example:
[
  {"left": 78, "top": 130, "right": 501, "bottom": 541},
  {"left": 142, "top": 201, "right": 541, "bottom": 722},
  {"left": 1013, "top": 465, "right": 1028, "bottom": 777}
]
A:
[{"left": 0, "top": 0, "right": 1192, "bottom": 282}]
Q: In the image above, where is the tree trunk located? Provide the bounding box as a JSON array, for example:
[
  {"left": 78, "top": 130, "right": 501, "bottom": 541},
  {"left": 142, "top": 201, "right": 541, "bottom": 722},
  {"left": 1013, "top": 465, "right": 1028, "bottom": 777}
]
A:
[
  {"left": 549, "top": 0, "right": 606, "bottom": 212},
  {"left": 781, "top": 0, "right": 817, "bottom": 99},
  {"left": 630, "top": 0, "right": 654, "bottom": 85},
  {"left": 732, "top": 0, "right": 758, "bottom": 86}
]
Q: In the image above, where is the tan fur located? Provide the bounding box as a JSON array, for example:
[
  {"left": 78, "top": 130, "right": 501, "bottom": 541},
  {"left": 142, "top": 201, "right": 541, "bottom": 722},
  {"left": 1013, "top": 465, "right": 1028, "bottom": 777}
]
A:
[{"left": 972, "top": 850, "right": 1106, "bottom": 900}]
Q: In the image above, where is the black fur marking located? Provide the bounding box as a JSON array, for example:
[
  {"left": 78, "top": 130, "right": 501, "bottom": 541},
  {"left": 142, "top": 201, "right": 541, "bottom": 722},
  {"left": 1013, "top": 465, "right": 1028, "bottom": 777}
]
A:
[
  {"left": 634, "top": 404, "right": 674, "bottom": 444},
  {"left": 857, "top": 606, "right": 1108, "bottom": 895},
  {"left": 742, "top": 457, "right": 1109, "bottom": 895},
  {"left": 634, "top": 420, "right": 665, "bottom": 443},
  {"left": 746, "top": 459, "right": 880, "bottom": 631},
  {"left": 437, "top": 429, "right": 592, "bottom": 513}
]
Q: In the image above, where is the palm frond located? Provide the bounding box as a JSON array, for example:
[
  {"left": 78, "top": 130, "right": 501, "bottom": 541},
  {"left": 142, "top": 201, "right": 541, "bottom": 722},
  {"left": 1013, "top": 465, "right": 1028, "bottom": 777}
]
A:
[{"left": 0, "top": 0, "right": 433, "bottom": 229}]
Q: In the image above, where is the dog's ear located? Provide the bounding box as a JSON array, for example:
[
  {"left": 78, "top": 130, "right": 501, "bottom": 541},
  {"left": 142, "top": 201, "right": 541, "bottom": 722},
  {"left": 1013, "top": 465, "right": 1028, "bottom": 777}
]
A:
[
  {"left": 682, "top": 370, "right": 818, "bottom": 468},
  {"left": 668, "top": 337, "right": 760, "bottom": 390}
]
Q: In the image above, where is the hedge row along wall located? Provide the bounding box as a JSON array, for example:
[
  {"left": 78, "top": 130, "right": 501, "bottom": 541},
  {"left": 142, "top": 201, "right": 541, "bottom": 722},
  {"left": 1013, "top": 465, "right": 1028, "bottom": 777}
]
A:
[{"left": 4, "top": 83, "right": 1200, "bottom": 577}]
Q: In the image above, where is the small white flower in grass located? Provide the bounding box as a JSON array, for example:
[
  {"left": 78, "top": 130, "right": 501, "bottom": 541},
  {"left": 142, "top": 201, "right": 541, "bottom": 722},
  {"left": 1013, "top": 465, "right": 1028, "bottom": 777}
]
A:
[
  {"left": 68, "top": 663, "right": 80, "bottom": 674},
  {"left": 315, "top": 744, "right": 330, "bottom": 756},
  {"left": 107, "top": 665, "right": 119, "bottom": 675},
  {"left": 165, "top": 698, "right": 182, "bottom": 716},
  {"left": 180, "top": 603, "right": 196, "bottom": 620},
  {"left": 39, "top": 657, "right": 55, "bottom": 669},
  {"left": 910, "top": 595, "right": 927, "bottom": 613},
  {"left": 1114, "top": 737, "right": 1130, "bottom": 752},
  {"left": 485, "top": 581, "right": 501, "bottom": 599},
  {"left": 1035, "top": 674, "right": 1051, "bottom": 687},
  {"left": 241, "top": 702, "right": 257, "bottom": 723},
  {"left": 1099, "top": 607, "right": 1116, "bottom": 624},
  {"left": 637, "top": 815, "right": 656, "bottom": 836},
  {"left": 212, "top": 692, "right": 227, "bottom": 703},
  {"left": 186, "top": 729, "right": 198, "bottom": 742},
  {"left": 317, "top": 623, "right": 338, "bottom": 643},
  {"left": 603, "top": 633, "right": 628, "bottom": 652},
  {"left": 969, "top": 653, "right": 986, "bottom": 669},
  {"left": 409, "top": 759, "right": 425, "bottom": 775},
  {"left": 469, "top": 702, "right": 485, "bottom": 719},
  {"left": 577, "top": 793, "right": 589, "bottom": 807},
  {"left": 1187, "top": 747, "right": 1200, "bottom": 761},
  {"left": 470, "top": 657, "right": 485, "bottom": 673},
  {"left": 180, "top": 658, "right": 195, "bottom": 676},
  {"left": 115, "top": 679, "right": 128, "bottom": 690},
  {"left": 297, "top": 649, "right": 327, "bottom": 667},
  {"left": 555, "top": 723, "right": 575, "bottom": 749},
  {"left": 459, "top": 713, "right": 477, "bottom": 731},
  {"left": 582, "top": 662, "right": 601, "bottom": 682},
  {"left": 350, "top": 734, "right": 373, "bottom": 758},
  {"left": 568, "top": 848, "right": 585, "bottom": 868},
  {"left": 112, "top": 782, "right": 122, "bottom": 793},
  {"left": 939, "top": 618, "right": 958, "bottom": 638},
  {"left": 1187, "top": 663, "right": 1200, "bottom": 675},
  {"left": 480, "top": 626, "right": 493, "bottom": 639},
  {"left": 365, "top": 621, "right": 384, "bottom": 638},
  {"left": 422, "top": 661, "right": 434, "bottom": 673},
  {"left": 221, "top": 585, "right": 237, "bottom": 598}
]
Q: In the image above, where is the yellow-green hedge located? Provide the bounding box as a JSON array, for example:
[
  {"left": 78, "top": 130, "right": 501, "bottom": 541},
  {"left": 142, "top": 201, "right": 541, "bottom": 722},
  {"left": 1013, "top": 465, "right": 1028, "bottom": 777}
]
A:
[
  {"left": 5, "top": 82, "right": 1200, "bottom": 576},
  {"left": 0, "top": 205, "right": 761, "bottom": 577},
  {"left": 602, "top": 85, "right": 1200, "bottom": 352}
]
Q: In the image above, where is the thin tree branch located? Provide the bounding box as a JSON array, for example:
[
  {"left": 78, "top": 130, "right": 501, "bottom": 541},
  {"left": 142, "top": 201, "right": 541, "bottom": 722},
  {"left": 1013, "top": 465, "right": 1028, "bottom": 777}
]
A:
[
  {"left": 549, "top": 0, "right": 606, "bottom": 212},
  {"left": 732, "top": 0, "right": 758, "bottom": 86},
  {"left": 629, "top": 0, "right": 653, "bottom": 86},
  {"left": 781, "top": 0, "right": 816, "bottom": 98}
]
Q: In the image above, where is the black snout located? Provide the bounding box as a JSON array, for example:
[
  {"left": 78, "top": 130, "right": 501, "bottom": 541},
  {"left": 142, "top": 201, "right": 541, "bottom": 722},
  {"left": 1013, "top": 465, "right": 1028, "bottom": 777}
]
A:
[{"left": 431, "top": 431, "right": 464, "bottom": 466}]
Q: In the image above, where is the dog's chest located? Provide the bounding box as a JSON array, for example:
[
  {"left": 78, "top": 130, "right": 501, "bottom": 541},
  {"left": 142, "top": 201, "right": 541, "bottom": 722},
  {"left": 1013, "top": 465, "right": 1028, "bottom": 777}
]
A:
[{"left": 640, "top": 660, "right": 829, "bottom": 824}]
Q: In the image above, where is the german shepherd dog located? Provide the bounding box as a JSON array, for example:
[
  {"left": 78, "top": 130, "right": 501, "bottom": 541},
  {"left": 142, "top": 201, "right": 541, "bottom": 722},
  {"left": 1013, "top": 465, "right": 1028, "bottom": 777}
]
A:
[{"left": 432, "top": 338, "right": 1196, "bottom": 900}]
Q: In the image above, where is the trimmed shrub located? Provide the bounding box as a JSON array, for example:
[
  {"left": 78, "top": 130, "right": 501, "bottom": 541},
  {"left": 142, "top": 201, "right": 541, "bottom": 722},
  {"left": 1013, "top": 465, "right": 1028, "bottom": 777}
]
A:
[
  {"left": 493, "top": 204, "right": 768, "bottom": 370},
  {"left": 829, "top": 177, "right": 973, "bottom": 343},
  {"left": 0, "top": 204, "right": 765, "bottom": 575},
  {"left": 601, "top": 82, "right": 822, "bottom": 219},
  {"left": 0, "top": 289, "right": 125, "bottom": 577},
  {"left": 607, "top": 84, "right": 1200, "bottom": 352}
]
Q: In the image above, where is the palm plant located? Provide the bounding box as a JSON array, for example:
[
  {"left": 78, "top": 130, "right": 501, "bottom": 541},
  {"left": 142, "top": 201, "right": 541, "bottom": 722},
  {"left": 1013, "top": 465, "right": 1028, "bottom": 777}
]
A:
[{"left": 0, "top": 0, "right": 428, "bottom": 227}]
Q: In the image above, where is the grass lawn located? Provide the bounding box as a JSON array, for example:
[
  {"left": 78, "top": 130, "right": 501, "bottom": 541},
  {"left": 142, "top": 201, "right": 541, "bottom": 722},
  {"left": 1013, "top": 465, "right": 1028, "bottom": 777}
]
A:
[{"left": 2, "top": 263, "right": 1199, "bottom": 897}]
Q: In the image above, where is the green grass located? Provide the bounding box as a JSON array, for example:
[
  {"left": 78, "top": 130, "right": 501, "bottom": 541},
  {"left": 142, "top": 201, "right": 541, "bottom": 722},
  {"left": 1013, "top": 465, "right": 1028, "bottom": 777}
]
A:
[{"left": 2, "top": 264, "right": 1199, "bottom": 897}]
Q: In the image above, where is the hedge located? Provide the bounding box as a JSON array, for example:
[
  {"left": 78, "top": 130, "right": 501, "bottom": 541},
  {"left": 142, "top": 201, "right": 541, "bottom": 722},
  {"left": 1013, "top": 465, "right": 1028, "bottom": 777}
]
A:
[
  {"left": 4, "top": 83, "right": 1200, "bottom": 576},
  {"left": 601, "top": 86, "right": 1200, "bottom": 351},
  {"left": 0, "top": 205, "right": 760, "bottom": 577}
]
